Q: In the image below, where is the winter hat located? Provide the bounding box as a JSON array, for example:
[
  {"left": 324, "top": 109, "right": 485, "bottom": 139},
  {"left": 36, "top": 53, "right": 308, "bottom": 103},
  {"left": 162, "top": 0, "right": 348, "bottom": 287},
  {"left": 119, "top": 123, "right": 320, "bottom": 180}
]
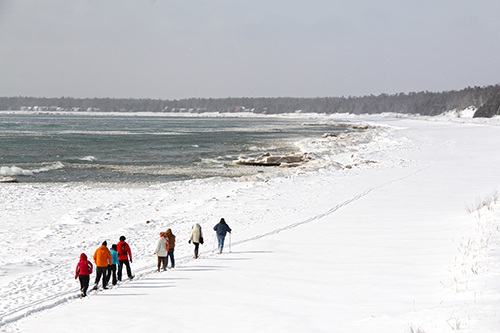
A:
[
  {"left": 111, "top": 244, "right": 117, "bottom": 250},
  {"left": 119, "top": 236, "right": 126, "bottom": 241},
  {"left": 102, "top": 240, "right": 107, "bottom": 246},
  {"left": 159, "top": 232, "right": 164, "bottom": 237}
]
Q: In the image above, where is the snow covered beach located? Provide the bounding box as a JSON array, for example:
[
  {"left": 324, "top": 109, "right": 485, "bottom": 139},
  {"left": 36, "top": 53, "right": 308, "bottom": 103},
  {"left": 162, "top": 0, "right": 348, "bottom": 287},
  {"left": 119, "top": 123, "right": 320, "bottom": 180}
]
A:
[{"left": 1, "top": 113, "right": 500, "bottom": 333}]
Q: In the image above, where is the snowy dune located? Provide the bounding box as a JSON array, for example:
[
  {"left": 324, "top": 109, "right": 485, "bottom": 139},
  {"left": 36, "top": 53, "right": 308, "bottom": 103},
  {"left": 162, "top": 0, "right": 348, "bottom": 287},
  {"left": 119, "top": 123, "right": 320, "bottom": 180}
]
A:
[{"left": 1, "top": 114, "right": 500, "bottom": 333}]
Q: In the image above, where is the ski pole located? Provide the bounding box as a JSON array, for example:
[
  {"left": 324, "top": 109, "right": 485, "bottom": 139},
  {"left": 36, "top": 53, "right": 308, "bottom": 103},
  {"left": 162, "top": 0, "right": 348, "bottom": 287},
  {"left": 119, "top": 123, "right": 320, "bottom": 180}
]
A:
[
  {"left": 229, "top": 232, "right": 231, "bottom": 253},
  {"left": 212, "top": 233, "right": 216, "bottom": 253}
]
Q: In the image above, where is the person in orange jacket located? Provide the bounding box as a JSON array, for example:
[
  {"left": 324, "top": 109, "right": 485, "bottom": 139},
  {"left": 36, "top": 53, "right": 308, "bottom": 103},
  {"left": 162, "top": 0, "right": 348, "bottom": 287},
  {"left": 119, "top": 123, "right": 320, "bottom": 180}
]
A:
[
  {"left": 117, "top": 235, "right": 134, "bottom": 281},
  {"left": 93, "top": 241, "right": 112, "bottom": 290},
  {"left": 75, "top": 253, "right": 93, "bottom": 297}
]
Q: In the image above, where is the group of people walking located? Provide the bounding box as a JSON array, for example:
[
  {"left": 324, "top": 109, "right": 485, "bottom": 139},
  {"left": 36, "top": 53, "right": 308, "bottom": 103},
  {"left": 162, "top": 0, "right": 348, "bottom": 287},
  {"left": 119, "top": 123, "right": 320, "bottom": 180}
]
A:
[
  {"left": 188, "top": 218, "right": 232, "bottom": 257},
  {"left": 154, "top": 228, "right": 176, "bottom": 271},
  {"left": 75, "top": 219, "right": 231, "bottom": 298},
  {"left": 75, "top": 235, "right": 134, "bottom": 297}
]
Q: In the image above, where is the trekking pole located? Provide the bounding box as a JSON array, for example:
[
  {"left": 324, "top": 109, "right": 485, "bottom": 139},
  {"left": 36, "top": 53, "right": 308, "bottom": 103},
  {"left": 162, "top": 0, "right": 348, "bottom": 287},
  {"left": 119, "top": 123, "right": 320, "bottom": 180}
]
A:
[
  {"left": 229, "top": 232, "right": 232, "bottom": 253},
  {"left": 212, "top": 233, "right": 216, "bottom": 253}
]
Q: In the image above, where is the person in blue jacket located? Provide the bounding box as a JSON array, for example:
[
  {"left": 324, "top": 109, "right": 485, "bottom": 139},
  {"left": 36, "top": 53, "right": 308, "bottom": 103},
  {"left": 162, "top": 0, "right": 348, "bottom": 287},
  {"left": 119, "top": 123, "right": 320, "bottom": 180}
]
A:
[
  {"left": 106, "top": 244, "right": 119, "bottom": 286},
  {"left": 213, "top": 218, "right": 232, "bottom": 254}
]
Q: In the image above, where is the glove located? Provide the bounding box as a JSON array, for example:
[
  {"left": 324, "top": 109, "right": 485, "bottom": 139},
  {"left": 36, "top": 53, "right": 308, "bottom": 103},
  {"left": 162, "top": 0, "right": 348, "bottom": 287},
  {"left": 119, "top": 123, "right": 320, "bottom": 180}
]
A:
[
  {"left": 188, "top": 240, "right": 191, "bottom": 244},
  {"left": 75, "top": 275, "right": 78, "bottom": 279},
  {"left": 130, "top": 259, "right": 133, "bottom": 263}
]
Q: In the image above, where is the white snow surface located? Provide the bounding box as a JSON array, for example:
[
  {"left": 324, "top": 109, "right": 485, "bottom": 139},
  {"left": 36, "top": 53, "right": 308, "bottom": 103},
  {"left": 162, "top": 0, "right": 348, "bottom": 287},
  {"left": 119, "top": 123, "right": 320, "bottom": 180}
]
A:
[{"left": 1, "top": 113, "right": 500, "bottom": 333}]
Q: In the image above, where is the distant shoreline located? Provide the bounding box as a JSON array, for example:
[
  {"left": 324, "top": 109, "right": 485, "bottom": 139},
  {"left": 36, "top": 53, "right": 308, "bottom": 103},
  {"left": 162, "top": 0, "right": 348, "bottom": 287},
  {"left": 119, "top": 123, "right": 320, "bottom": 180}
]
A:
[{"left": 2, "top": 85, "right": 499, "bottom": 117}]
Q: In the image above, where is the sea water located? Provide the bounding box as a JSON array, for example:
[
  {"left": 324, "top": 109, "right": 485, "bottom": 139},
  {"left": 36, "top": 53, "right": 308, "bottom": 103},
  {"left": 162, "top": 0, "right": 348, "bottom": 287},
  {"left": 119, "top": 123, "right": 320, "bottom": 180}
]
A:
[{"left": 0, "top": 113, "right": 349, "bottom": 183}]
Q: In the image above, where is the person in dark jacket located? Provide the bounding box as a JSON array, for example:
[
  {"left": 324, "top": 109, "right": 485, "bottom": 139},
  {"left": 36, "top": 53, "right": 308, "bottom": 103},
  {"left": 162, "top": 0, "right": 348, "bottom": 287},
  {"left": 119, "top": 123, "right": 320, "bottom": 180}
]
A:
[
  {"left": 75, "top": 253, "right": 93, "bottom": 297},
  {"left": 213, "top": 218, "right": 232, "bottom": 254}
]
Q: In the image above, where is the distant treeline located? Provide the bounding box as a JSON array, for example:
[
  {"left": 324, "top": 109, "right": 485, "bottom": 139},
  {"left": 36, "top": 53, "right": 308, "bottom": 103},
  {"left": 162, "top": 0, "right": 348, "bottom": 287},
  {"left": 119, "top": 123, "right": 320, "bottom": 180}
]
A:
[{"left": 1, "top": 85, "right": 500, "bottom": 117}]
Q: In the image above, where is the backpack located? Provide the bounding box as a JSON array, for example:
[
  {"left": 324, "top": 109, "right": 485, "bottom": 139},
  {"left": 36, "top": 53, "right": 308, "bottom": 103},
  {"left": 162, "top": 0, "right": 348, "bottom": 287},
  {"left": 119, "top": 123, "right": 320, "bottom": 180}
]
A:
[
  {"left": 87, "top": 262, "right": 93, "bottom": 274},
  {"left": 120, "top": 243, "right": 127, "bottom": 256}
]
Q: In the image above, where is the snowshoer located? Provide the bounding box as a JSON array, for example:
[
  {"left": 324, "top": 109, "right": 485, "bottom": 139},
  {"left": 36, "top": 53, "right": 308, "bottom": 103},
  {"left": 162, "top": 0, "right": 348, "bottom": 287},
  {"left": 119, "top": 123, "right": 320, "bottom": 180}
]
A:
[
  {"left": 107, "top": 244, "right": 119, "bottom": 286},
  {"left": 75, "top": 253, "right": 93, "bottom": 297},
  {"left": 188, "top": 223, "right": 203, "bottom": 259},
  {"left": 165, "top": 228, "right": 176, "bottom": 268},
  {"left": 213, "top": 218, "right": 232, "bottom": 254},
  {"left": 117, "top": 236, "right": 134, "bottom": 281},
  {"left": 93, "top": 240, "right": 112, "bottom": 290},
  {"left": 154, "top": 232, "right": 169, "bottom": 271}
]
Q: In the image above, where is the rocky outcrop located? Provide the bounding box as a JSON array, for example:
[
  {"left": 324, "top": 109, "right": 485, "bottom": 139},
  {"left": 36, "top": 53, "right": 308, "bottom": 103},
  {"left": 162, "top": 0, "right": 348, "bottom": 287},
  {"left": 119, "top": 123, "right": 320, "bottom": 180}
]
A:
[
  {"left": 233, "top": 152, "right": 310, "bottom": 167},
  {"left": 0, "top": 176, "right": 18, "bottom": 183}
]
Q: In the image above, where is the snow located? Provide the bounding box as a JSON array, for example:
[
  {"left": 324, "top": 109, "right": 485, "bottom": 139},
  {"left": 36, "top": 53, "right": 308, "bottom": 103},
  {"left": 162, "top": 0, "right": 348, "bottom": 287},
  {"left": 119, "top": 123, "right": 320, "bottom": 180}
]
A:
[{"left": 1, "top": 113, "right": 500, "bottom": 333}]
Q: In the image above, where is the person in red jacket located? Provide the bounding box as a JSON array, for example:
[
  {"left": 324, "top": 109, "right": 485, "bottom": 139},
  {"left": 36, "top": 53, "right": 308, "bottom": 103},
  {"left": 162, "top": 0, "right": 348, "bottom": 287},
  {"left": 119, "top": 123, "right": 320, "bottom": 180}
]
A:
[
  {"left": 117, "top": 235, "right": 134, "bottom": 281},
  {"left": 75, "top": 253, "right": 93, "bottom": 297}
]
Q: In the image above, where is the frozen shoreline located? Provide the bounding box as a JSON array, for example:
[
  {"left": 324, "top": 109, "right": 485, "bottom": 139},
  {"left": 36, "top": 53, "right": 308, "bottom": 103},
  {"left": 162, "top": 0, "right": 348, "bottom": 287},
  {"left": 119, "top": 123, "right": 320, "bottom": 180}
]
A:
[
  {"left": 0, "top": 112, "right": 371, "bottom": 183},
  {"left": 1, "top": 113, "right": 500, "bottom": 332}
]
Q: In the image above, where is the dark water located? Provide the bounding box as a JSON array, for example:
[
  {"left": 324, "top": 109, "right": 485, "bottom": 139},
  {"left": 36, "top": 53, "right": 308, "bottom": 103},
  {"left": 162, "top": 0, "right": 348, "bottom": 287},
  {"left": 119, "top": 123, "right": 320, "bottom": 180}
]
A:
[{"left": 0, "top": 113, "right": 347, "bottom": 183}]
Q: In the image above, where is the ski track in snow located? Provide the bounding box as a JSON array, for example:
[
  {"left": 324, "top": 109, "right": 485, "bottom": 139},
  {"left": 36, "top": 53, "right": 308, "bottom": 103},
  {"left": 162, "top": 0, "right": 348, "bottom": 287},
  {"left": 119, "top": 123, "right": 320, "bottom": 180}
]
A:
[
  {"left": 0, "top": 164, "right": 424, "bottom": 328},
  {"left": 232, "top": 166, "right": 426, "bottom": 247}
]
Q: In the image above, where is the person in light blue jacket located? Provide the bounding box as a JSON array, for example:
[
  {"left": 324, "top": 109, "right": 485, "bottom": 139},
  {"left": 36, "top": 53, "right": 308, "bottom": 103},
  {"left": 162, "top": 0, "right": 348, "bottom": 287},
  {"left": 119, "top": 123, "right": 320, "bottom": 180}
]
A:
[
  {"left": 106, "top": 244, "right": 119, "bottom": 286},
  {"left": 213, "top": 218, "right": 232, "bottom": 254}
]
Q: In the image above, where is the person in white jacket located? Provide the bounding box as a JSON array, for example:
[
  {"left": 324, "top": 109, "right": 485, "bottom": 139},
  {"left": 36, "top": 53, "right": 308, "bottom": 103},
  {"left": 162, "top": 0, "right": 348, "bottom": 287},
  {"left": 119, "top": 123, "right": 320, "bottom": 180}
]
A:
[
  {"left": 188, "top": 223, "right": 203, "bottom": 259},
  {"left": 154, "top": 232, "right": 169, "bottom": 271}
]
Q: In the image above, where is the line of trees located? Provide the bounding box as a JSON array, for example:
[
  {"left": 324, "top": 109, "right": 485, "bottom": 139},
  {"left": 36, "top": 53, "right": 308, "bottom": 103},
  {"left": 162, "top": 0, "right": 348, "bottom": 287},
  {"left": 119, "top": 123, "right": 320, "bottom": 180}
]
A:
[
  {"left": 474, "top": 87, "right": 500, "bottom": 117},
  {"left": 1, "top": 85, "right": 499, "bottom": 117}
]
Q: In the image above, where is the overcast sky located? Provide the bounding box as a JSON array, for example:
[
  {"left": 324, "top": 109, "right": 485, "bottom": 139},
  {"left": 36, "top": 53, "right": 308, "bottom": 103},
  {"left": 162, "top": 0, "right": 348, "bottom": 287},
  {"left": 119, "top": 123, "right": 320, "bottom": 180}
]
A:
[{"left": 0, "top": 0, "right": 499, "bottom": 99}]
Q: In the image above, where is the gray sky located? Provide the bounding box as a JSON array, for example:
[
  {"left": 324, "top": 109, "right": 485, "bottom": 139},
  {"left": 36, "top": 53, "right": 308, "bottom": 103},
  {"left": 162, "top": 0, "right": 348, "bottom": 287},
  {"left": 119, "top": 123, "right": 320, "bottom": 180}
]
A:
[{"left": 0, "top": 0, "right": 499, "bottom": 99}]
